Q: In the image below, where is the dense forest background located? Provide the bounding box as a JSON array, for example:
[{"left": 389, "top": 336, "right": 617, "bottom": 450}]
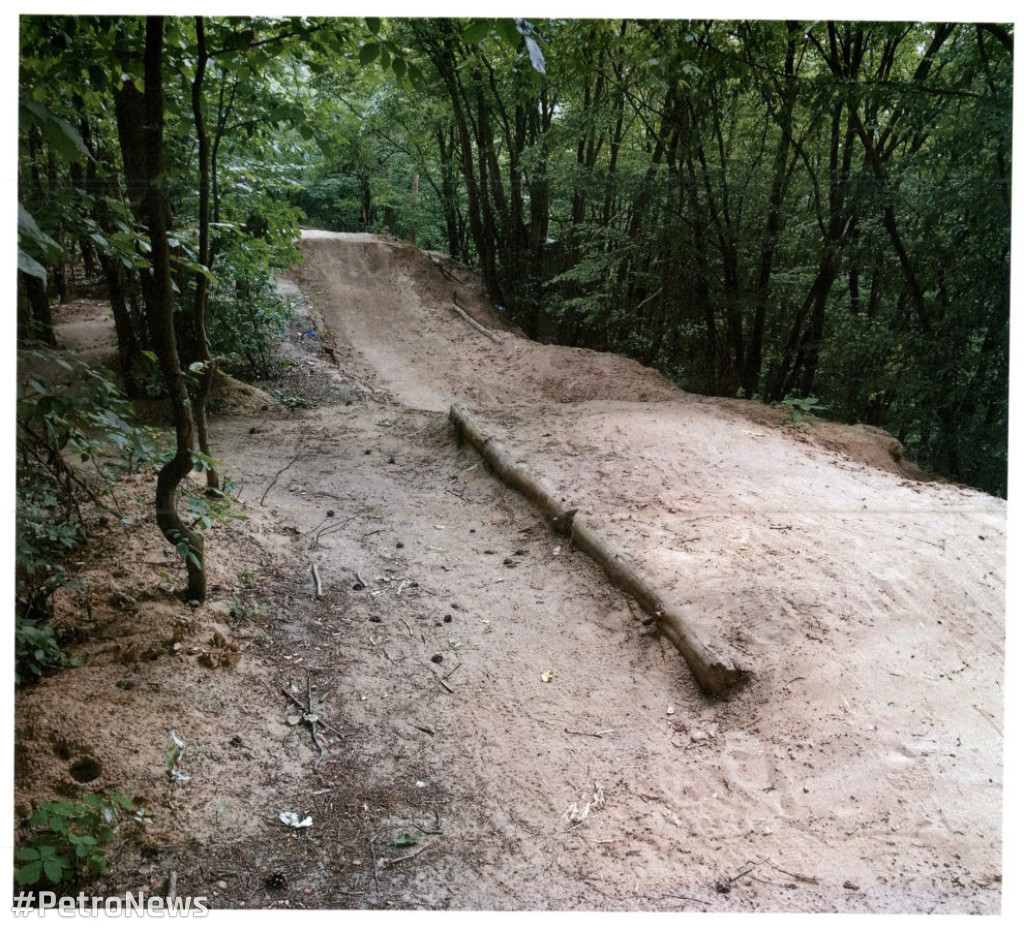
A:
[{"left": 18, "top": 15, "right": 1012, "bottom": 507}]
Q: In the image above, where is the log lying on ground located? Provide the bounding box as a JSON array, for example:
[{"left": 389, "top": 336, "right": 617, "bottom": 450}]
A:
[
  {"left": 450, "top": 404, "right": 574, "bottom": 528},
  {"left": 569, "top": 514, "right": 746, "bottom": 695},
  {"left": 449, "top": 404, "right": 747, "bottom": 695},
  {"left": 451, "top": 293, "right": 504, "bottom": 345}
]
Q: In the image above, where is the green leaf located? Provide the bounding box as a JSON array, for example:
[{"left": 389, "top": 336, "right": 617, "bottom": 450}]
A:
[
  {"left": 365, "top": 17, "right": 381, "bottom": 35},
  {"left": 16, "top": 860, "right": 42, "bottom": 886},
  {"left": 43, "top": 858, "right": 67, "bottom": 884},
  {"left": 495, "top": 19, "right": 522, "bottom": 47},
  {"left": 18, "top": 249, "right": 48, "bottom": 283},
  {"left": 463, "top": 20, "right": 492, "bottom": 45},
  {"left": 41, "top": 114, "right": 91, "bottom": 163},
  {"left": 18, "top": 203, "right": 62, "bottom": 263},
  {"left": 21, "top": 99, "right": 47, "bottom": 127},
  {"left": 392, "top": 57, "right": 406, "bottom": 81},
  {"left": 359, "top": 42, "right": 379, "bottom": 67},
  {"left": 16, "top": 847, "right": 41, "bottom": 862}
]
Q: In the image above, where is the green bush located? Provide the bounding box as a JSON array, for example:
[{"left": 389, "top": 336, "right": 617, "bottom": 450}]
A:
[
  {"left": 776, "top": 395, "right": 829, "bottom": 428},
  {"left": 207, "top": 278, "right": 295, "bottom": 378},
  {"left": 290, "top": 174, "right": 367, "bottom": 231},
  {"left": 15, "top": 618, "right": 71, "bottom": 686},
  {"left": 16, "top": 793, "right": 134, "bottom": 887},
  {"left": 205, "top": 198, "right": 302, "bottom": 377},
  {"left": 15, "top": 350, "right": 161, "bottom": 682}
]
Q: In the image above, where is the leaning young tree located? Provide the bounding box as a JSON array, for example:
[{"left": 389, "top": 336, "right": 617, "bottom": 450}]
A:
[{"left": 114, "top": 15, "right": 206, "bottom": 600}]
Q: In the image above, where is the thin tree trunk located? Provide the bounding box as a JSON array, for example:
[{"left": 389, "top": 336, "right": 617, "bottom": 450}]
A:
[
  {"left": 744, "top": 23, "right": 800, "bottom": 398},
  {"left": 191, "top": 15, "right": 219, "bottom": 491},
  {"left": 20, "top": 272, "right": 56, "bottom": 345},
  {"left": 117, "top": 16, "right": 206, "bottom": 601}
]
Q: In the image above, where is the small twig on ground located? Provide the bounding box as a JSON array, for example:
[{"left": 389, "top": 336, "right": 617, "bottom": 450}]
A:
[
  {"left": 168, "top": 871, "right": 177, "bottom": 901},
  {"left": 311, "top": 563, "right": 323, "bottom": 598},
  {"left": 564, "top": 728, "right": 613, "bottom": 738},
  {"left": 442, "top": 661, "right": 462, "bottom": 681},
  {"left": 772, "top": 865, "right": 819, "bottom": 885},
  {"left": 369, "top": 838, "right": 380, "bottom": 894},
  {"left": 280, "top": 684, "right": 350, "bottom": 740},
  {"left": 306, "top": 670, "right": 326, "bottom": 771},
  {"left": 412, "top": 822, "right": 444, "bottom": 836},
  {"left": 261, "top": 448, "right": 302, "bottom": 506},
  {"left": 730, "top": 864, "right": 757, "bottom": 883},
  {"left": 315, "top": 515, "right": 359, "bottom": 545},
  {"left": 436, "top": 676, "right": 454, "bottom": 694},
  {"left": 653, "top": 891, "right": 712, "bottom": 906},
  {"left": 385, "top": 843, "right": 432, "bottom": 866}
]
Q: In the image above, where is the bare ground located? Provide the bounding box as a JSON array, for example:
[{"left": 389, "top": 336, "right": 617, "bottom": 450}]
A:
[{"left": 12, "top": 231, "right": 1005, "bottom": 914}]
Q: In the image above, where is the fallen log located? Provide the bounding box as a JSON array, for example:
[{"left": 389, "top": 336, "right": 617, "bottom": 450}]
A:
[
  {"left": 451, "top": 293, "right": 504, "bottom": 345},
  {"left": 449, "top": 404, "right": 574, "bottom": 529},
  {"left": 448, "top": 404, "right": 747, "bottom": 695},
  {"left": 428, "top": 254, "right": 463, "bottom": 282},
  {"left": 569, "top": 514, "right": 745, "bottom": 695}
]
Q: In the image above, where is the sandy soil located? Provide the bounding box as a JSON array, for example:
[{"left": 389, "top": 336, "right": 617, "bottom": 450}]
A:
[{"left": 12, "top": 231, "right": 1005, "bottom": 914}]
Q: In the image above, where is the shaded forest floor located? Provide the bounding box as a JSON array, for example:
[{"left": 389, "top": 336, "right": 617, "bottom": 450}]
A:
[{"left": 13, "top": 232, "right": 1005, "bottom": 913}]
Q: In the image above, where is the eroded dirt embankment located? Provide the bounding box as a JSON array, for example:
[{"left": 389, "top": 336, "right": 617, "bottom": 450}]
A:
[{"left": 14, "top": 231, "right": 1004, "bottom": 913}]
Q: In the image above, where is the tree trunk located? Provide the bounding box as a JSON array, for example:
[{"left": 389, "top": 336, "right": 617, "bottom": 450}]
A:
[
  {"left": 116, "top": 16, "right": 206, "bottom": 601},
  {"left": 19, "top": 271, "right": 56, "bottom": 345},
  {"left": 190, "top": 15, "right": 220, "bottom": 491},
  {"left": 449, "top": 404, "right": 746, "bottom": 695},
  {"left": 744, "top": 24, "right": 800, "bottom": 398}
]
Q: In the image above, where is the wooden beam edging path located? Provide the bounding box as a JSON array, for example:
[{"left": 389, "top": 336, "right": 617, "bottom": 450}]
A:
[{"left": 449, "top": 404, "right": 748, "bottom": 696}]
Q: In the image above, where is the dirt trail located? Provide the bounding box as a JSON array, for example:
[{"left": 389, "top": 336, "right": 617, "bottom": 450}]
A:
[
  {"left": 15, "top": 231, "right": 1005, "bottom": 913},
  {"left": 288, "top": 232, "right": 1006, "bottom": 910}
]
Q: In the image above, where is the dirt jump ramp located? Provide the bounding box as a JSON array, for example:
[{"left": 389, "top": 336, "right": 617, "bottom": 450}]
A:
[{"left": 450, "top": 404, "right": 748, "bottom": 696}]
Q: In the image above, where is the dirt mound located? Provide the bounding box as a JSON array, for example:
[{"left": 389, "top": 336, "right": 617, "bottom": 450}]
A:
[
  {"left": 14, "top": 471, "right": 310, "bottom": 854},
  {"left": 295, "top": 232, "right": 922, "bottom": 479},
  {"left": 211, "top": 374, "right": 276, "bottom": 416}
]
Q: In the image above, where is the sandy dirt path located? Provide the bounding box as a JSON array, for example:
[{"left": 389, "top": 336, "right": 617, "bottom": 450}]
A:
[
  {"left": 16, "top": 231, "right": 1004, "bottom": 914},
  {"left": 281, "top": 232, "right": 1005, "bottom": 911}
]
